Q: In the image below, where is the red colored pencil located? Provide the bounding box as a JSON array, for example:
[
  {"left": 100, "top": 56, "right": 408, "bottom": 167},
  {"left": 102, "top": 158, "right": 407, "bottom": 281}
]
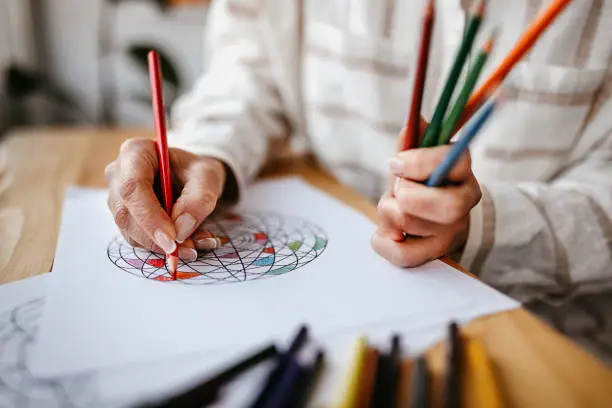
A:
[
  {"left": 148, "top": 50, "right": 179, "bottom": 280},
  {"left": 399, "top": 0, "right": 435, "bottom": 151}
]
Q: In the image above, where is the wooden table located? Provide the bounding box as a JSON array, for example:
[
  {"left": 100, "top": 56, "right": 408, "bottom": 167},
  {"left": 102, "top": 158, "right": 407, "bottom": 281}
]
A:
[{"left": 1, "top": 128, "right": 611, "bottom": 407}]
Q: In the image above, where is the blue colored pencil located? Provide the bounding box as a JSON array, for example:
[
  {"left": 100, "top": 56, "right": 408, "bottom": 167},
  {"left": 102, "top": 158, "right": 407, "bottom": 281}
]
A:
[
  {"left": 289, "top": 350, "right": 325, "bottom": 408},
  {"left": 261, "top": 357, "right": 303, "bottom": 408},
  {"left": 425, "top": 95, "right": 500, "bottom": 187},
  {"left": 247, "top": 325, "right": 309, "bottom": 408}
]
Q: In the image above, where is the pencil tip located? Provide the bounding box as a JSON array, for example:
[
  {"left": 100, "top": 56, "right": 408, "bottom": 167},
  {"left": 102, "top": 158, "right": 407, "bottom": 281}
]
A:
[
  {"left": 490, "top": 27, "right": 501, "bottom": 40},
  {"left": 482, "top": 28, "right": 499, "bottom": 53},
  {"left": 472, "top": 0, "right": 487, "bottom": 16},
  {"left": 425, "top": 0, "right": 435, "bottom": 13},
  {"left": 168, "top": 255, "right": 178, "bottom": 280}
]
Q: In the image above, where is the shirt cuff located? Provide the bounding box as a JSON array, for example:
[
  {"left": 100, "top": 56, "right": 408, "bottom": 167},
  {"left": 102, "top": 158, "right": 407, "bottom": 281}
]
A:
[{"left": 460, "top": 192, "right": 484, "bottom": 271}]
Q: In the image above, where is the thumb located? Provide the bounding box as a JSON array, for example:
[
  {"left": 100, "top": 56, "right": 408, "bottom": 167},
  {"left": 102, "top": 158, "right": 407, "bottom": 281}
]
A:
[{"left": 171, "top": 159, "right": 226, "bottom": 243}]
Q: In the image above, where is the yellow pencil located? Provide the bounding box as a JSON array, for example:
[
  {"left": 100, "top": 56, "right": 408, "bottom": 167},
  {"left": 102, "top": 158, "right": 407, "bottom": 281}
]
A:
[
  {"left": 463, "top": 338, "right": 505, "bottom": 408},
  {"left": 338, "top": 336, "right": 369, "bottom": 408}
]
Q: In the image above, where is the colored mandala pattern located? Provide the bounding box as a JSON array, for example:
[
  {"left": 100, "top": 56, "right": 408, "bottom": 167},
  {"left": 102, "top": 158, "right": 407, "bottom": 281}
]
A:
[{"left": 107, "top": 212, "right": 328, "bottom": 284}]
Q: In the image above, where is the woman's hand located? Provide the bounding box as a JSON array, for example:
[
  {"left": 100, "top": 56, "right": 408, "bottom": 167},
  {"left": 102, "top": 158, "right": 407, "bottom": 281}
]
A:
[
  {"left": 372, "top": 145, "right": 481, "bottom": 267},
  {"left": 105, "top": 138, "right": 226, "bottom": 261}
]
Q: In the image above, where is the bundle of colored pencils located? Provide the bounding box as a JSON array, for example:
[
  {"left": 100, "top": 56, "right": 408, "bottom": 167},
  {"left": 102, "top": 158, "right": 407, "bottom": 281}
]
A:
[
  {"left": 337, "top": 334, "right": 403, "bottom": 408},
  {"left": 403, "top": 0, "right": 574, "bottom": 186},
  {"left": 335, "top": 322, "right": 507, "bottom": 408},
  {"left": 403, "top": 322, "right": 505, "bottom": 408}
]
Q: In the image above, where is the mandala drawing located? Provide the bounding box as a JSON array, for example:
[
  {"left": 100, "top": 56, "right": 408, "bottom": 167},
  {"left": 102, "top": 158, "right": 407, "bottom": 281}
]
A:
[
  {"left": 107, "top": 212, "right": 328, "bottom": 285},
  {"left": 0, "top": 299, "right": 96, "bottom": 408}
]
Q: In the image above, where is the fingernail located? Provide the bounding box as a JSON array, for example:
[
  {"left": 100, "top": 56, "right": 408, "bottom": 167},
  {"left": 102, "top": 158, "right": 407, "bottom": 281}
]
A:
[
  {"left": 174, "top": 213, "right": 197, "bottom": 243},
  {"left": 196, "top": 237, "right": 220, "bottom": 250},
  {"left": 154, "top": 229, "right": 177, "bottom": 253},
  {"left": 388, "top": 158, "right": 403, "bottom": 174},
  {"left": 178, "top": 247, "right": 198, "bottom": 262},
  {"left": 393, "top": 177, "right": 401, "bottom": 196}
]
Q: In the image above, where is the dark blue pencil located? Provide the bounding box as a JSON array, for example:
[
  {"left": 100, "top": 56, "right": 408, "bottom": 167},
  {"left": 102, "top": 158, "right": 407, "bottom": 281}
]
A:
[
  {"left": 140, "top": 344, "right": 278, "bottom": 408},
  {"left": 425, "top": 95, "right": 501, "bottom": 187},
  {"left": 247, "top": 325, "right": 309, "bottom": 408},
  {"left": 287, "top": 350, "right": 325, "bottom": 408},
  {"left": 261, "top": 356, "right": 303, "bottom": 408}
]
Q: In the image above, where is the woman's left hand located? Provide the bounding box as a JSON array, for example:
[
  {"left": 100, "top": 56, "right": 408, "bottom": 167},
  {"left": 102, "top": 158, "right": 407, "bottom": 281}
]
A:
[{"left": 371, "top": 145, "right": 482, "bottom": 267}]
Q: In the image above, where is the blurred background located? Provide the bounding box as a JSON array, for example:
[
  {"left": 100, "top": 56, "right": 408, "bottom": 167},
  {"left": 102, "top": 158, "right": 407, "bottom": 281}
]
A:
[{"left": 0, "top": 0, "right": 211, "bottom": 136}]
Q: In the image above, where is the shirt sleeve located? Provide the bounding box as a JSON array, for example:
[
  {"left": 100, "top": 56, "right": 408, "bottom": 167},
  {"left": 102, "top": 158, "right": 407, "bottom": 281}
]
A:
[
  {"left": 167, "top": 0, "right": 291, "bottom": 202},
  {"left": 460, "top": 65, "right": 612, "bottom": 304}
]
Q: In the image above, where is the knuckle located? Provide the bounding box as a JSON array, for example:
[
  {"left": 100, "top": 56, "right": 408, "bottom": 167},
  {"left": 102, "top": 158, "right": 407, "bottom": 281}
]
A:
[
  {"left": 409, "top": 154, "right": 427, "bottom": 177},
  {"left": 120, "top": 228, "right": 137, "bottom": 245},
  {"left": 376, "top": 198, "right": 391, "bottom": 218},
  {"left": 400, "top": 213, "right": 412, "bottom": 230},
  {"left": 188, "top": 185, "right": 218, "bottom": 208},
  {"left": 372, "top": 232, "right": 417, "bottom": 268},
  {"left": 376, "top": 198, "right": 387, "bottom": 218},
  {"left": 393, "top": 249, "right": 416, "bottom": 268},
  {"left": 472, "top": 183, "right": 483, "bottom": 204},
  {"left": 441, "top": 197, "right": 466, "bottom": 224},
  {"left": 462, "top": 152, "right": 472, "bottom": 169},
  {"left": 198, "top": 163, "right": 224, "bottom": 188},
  {"left": 117, "top": 177, "right": 142, "bottom": 202},
  {"left": 113, "top": 205, "right": 131, "bottom": 230},
  {"left": 377, "top": 198, "right": 400, "bottom": 225},
  {"left": 396, "top": 190, "right": 419, "bottom": 214},
  {"left": 120, "top": 138, "right": 152, "bottom": 154},
  {"left": 125, "top": 236, "right": 141, "bottom": 248},
  {"left": 200, "top": 189, "right": 219, "bottom": 206},
  {"left": 104, "top": 162, "right": 117, "bottom": 182},
  {"left": 370, "top": 232, "right": 387, "bottom": 257}
]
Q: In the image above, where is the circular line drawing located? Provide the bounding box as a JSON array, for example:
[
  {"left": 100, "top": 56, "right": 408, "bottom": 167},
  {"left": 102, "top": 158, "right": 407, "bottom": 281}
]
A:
[{"left": 107, "top": 212, "right": 328, "bottom": 285}]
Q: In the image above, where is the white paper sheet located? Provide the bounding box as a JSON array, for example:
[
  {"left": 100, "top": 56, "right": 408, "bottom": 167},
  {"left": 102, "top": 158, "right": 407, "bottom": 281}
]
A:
[
  {"left": 0, "top": 274, "right": 99, "bottom": 407},
  {"left": 31, "top": 178, "right": 519, "bottom": 378},
  {"left": 0, "top": 274, "right": 275, "bottom": 408},
  {"left": 2, "top": 273, "right": 518, "bottom": 407}
]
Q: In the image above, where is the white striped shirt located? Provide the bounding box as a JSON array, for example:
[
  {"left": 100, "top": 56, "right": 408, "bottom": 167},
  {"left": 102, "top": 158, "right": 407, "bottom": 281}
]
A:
[{"left": 169, "top": 0, "right": 612, "bottom": 365}]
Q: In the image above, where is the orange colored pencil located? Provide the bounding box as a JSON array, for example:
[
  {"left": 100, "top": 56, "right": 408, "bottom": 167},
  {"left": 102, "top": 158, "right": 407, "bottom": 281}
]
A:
[
  {"left": 458, "top": 0, "right": 573, "bottom": 128},
  {"left": 400, "top": 0, "right": 435, "bottom": 151},
  {"left": 356, "top": 347, "right": 379, "bottom": 408}
]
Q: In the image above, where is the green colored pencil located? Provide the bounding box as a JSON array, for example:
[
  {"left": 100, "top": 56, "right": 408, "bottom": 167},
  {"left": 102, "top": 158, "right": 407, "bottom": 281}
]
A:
[
  {"left": 437, "top": 30, "right": 497, "bottom": 146},
  {"left": 420, "top": 0, "right": 486, "bottom": 148}
]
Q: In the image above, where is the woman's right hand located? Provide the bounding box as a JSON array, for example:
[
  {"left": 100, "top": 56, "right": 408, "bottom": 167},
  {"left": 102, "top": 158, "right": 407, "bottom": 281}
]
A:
[{"left": 105, "top": 138, "right": 227, "bottom": 261}]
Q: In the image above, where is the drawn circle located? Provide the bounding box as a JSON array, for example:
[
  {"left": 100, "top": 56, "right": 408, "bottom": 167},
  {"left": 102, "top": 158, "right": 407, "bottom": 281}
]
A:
[{"left": 107, "top": 212, "right": 328, "bottom": 285}]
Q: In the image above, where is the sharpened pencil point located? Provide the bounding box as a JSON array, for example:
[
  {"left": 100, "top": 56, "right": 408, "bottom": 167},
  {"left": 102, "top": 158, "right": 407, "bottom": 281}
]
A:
[
  {"left": 482, "top": 29, "right": 499, "bottom": 53},
  {"left": 425, "top": 0, "right": 435, "bottom": 14},
  {"left": 472, "top": 0, "right": 487, "bottom": 16},
  {"left": 168, "top": 254, "right": 178, "bottom": 280}
]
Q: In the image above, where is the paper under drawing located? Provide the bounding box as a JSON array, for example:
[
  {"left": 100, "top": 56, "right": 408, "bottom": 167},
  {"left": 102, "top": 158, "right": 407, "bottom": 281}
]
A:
[
  {"left": 108, "top": 212, "right": 328, "bottom": 284},
  {"left": 0, "top": 275, "right": 278, "bottom": 408},
  {"left": 0, "top": 275, "right": 97, "bottom": 408},
  {"left": 32, "top": 178, "right": 518, "bottom": 378}
]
